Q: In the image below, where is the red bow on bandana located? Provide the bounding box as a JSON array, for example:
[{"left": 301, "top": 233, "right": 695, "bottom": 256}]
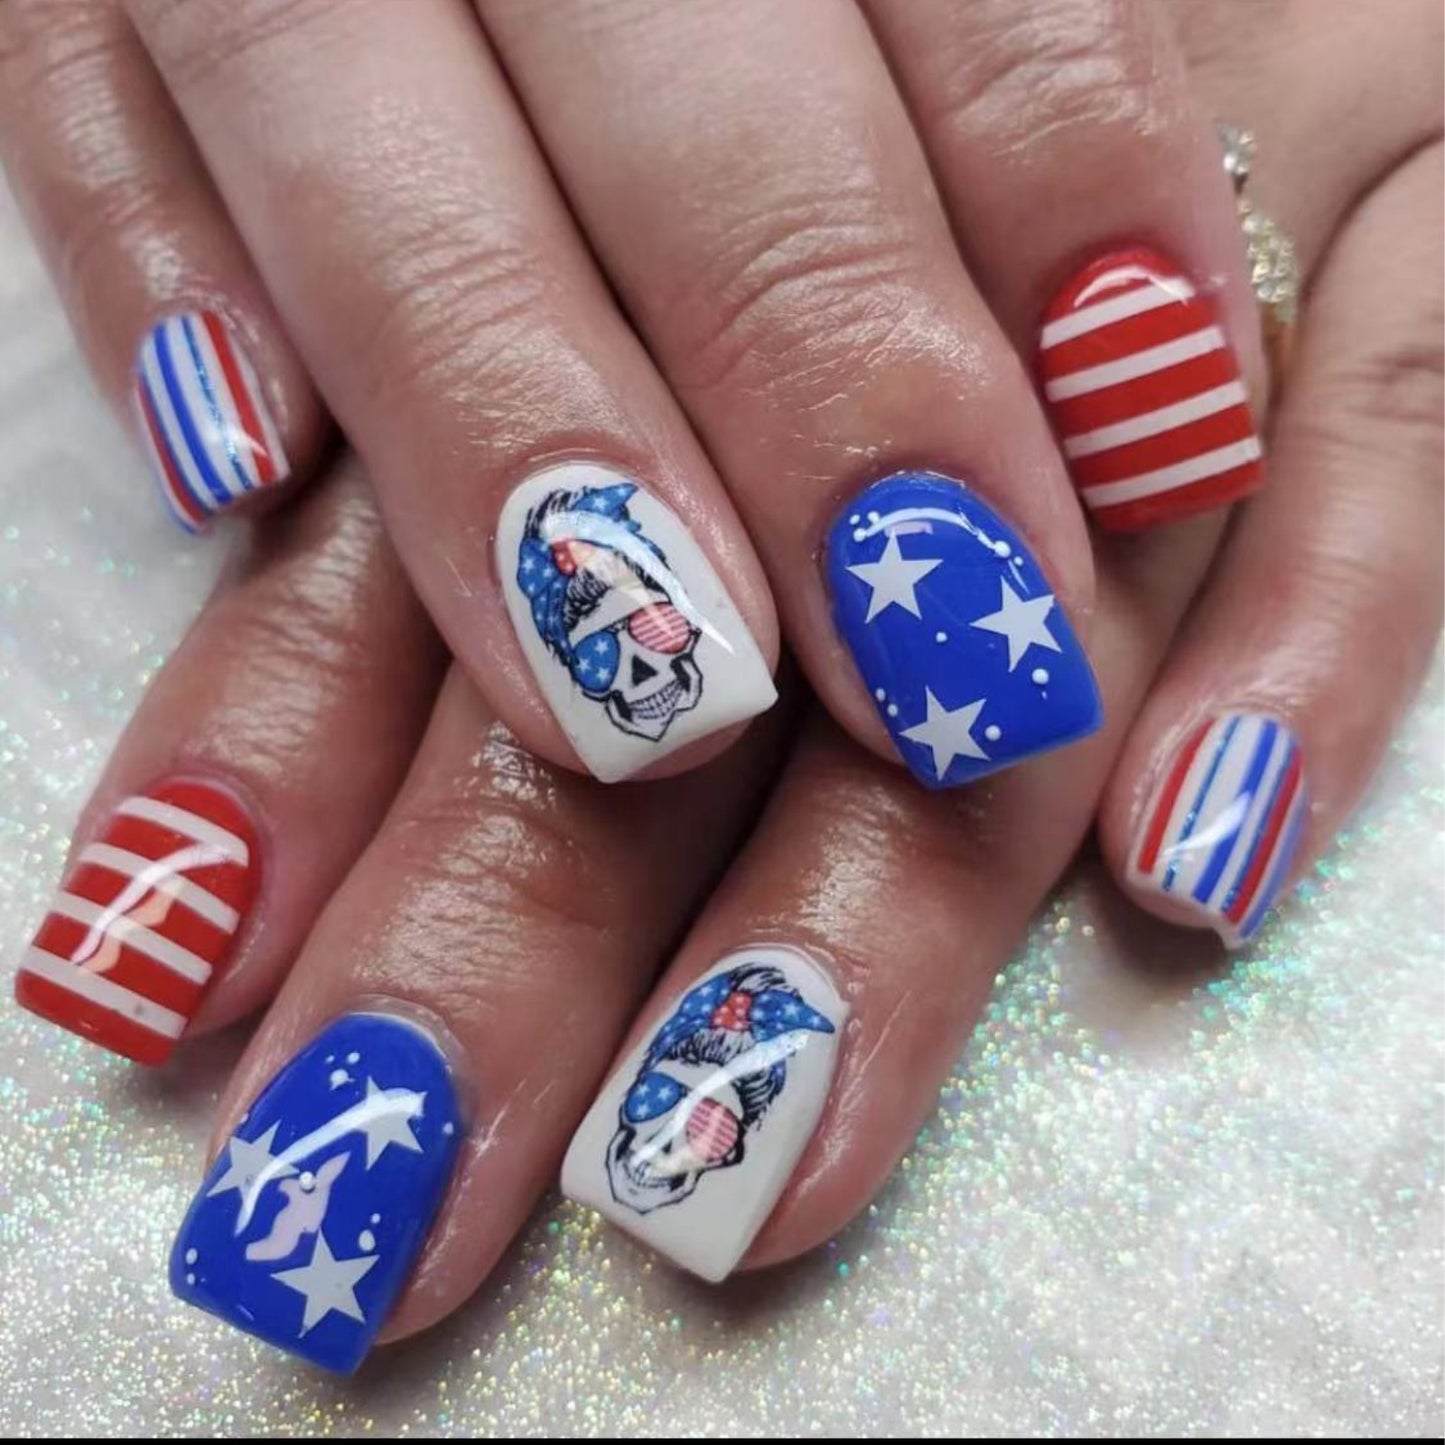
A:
[{"left": 710, "top": 991, "right": 753, "bottom": 1032}]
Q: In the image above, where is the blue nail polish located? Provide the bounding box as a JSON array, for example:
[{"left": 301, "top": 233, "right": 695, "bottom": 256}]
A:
[
  {"left": 826, "top": 472, "right": 1102, "bottom": 789},
  {"left": 170, "top": 1012, "right": 463, "bottom": 1374}
]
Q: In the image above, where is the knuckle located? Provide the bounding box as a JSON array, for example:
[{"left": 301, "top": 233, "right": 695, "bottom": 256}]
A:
[
  {"left": 0, "top": 0, "right": 110, "bottom": 88},
  {"left": 924, "top": 0, "right": 1179, "bottom": 160},
  {"left": 128, "top": 0, "right": 333, "bottom": 93},
  {"left": 661, "top": 193, "right": 931, "bottom": 399},
  {"left": 348, "top": 208, "right": 556, "bottom": 424},
  {"left": 389, "top": 740, "right": 625, "bottom": 959}
]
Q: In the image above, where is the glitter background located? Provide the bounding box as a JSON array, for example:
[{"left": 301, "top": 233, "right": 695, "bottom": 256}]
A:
[{"left": 0, "top": 181, "right": 1441, "bottom": 1436}]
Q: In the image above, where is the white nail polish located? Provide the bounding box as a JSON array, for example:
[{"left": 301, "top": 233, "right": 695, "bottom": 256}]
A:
[
  {"left": 496, "top": 462, "right": 776, "bottom": 782},
  {"left": 562, "top": 945, "right": 846, "bottom": 1282}
]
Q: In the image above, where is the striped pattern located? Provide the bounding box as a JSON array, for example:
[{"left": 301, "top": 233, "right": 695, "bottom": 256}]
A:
[
  {"left": 1131, "top": 713, "right": 1307, "bottom": 947},
  {"left": 627, "top": 603, "right": 692, "bottom": 654},
  {"left": 133, "top": 311, "right": 289, "bottom": 534},
  {"left": 1039, "top": 248, "right": 1262, "bottom": 532},
  {"left": 684, "top": 1097, "right": 742, "bottom": 1165},
  {"left": 15, "top": 780, "right": 259, "bottom": 1065}
]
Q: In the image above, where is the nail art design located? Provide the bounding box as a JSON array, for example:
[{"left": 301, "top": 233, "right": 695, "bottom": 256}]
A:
[
  {"left": 133, "top": 311, "right": 290, "bottom": 534},
  {"left": 826, "top": 472, "right": 1102, "bottom": 790},
  {"left": 1039, "top": 247, "right": 1262, "bottom": 531},
  {"left": 170, "top": 1012, "right": 462, "bottom": 1374},
  {"left": 562, "top": 946, "right": 844, "bottom": 1282},
  {"left": 1130, "top": 712, "right": 1308, "bottom": 947},
  {"left": 497, "top": 461, "right": 776, "bottom": 782},
  {"left": 15, "top": 780, "right": 259, "bottom": 1066}
]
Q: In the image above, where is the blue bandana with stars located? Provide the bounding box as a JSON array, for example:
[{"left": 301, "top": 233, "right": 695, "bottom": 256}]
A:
[
  {"left": 516, "top": 482, "right": 659, "bottom": 695},
  {"left": 623, "top": 970, "right": 834, "bottom": 1125}
]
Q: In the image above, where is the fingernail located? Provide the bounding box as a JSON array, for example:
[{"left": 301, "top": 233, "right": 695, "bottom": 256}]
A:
[
  {"left": 1129, "top": 711, "right": 1308, "bottom": 947},
  {"left": 133, "top": 311, "right": 290, "bottom": 534},
  {"left": 497, "top": 461, "right": 777, "bottom": 782},
  {"left": 825, "top": 471, "right": 1102, "bottom": 790},
  {"left": 15, "top": 779, "right": 260, "bottom": 1065},
  {"left": 170, "top": 1011, "right": 463, "bottom": 1374},
  {"left": 562, "top": 945, "right": 845, "bottom": 1282},
  {"left": 1038, "top": 247, "right": 1262, "bottom": 531}
]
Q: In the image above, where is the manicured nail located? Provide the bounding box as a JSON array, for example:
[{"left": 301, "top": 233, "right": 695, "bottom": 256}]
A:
[
  {"left": 825, "top": 471, "right": 1102, "bottom": 790},
  {"left": 1038, "top": 247, "right": 1262, "bottom": 531},
  {"left": 562, "top": 945, "right": 844, "bottom": 1282},
  {"left": 497, "top": 461, "right": 777, "bottom": 783},
  {"left": 133, "top": 311, "right": 290, "bottom": 534},
  {"left": 15, "top": 779, "right": 260, "bottom": 1066},
  {"left": 170, "top": 1011, "right": 463, "bottom": 1374},
  {"left": 1129, "top": 712, "right": 1308, "bottom": 947}
]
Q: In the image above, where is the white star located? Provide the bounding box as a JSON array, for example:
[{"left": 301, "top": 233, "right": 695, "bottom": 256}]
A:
[
  {"left": 356, "top": 1079, "right": 426, "bottom": 1168},
  {"left": 207, "top": 1123, "right": 297, "bottom": 1202},
  {"left": 900, "top": 690, "right": 989, "bottom": 780},
  {"left": 846, "top": 534, "right": 943, "bottom": 623},
  {"left": 272, "top": 1233, "right": 378, "bottom": 1336},
  {"left": 970, "top": 579, "right": 1061, "bottom": 672}
]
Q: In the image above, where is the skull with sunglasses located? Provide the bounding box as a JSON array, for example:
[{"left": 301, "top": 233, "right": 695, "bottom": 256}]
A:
[{"left": 517, "top": 482, "right": 703, "bottom": 740}]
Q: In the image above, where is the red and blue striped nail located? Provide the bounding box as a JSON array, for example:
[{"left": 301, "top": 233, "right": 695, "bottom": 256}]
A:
[
  {"left": 1129, "top": 712, "right": 1308, "bottom": 947},
  {"left": 132, "top": 311, "right": 289, "bottom": 533}
]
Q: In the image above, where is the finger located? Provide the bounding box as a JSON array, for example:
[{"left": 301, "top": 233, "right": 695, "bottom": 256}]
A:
[
  {"left": 14, "top": 456, "right": 445, "bottom": 1063},
  {"left": 122, "top": 0, "right": 778, "bottom": 783},
  {"left": 862, "top": 0, "right": 1268, "bottom": 533},
  {"left": 477, "top": 0, "right": 1105, "bottom": 787},
  {"left": 0, "top": 0, "right": 327, "bottom": 531},
  {"left": 562, "top": 522, "right": 1231, "bottom": 1279},
  {"left": 1102, "top": 140, "right": 1443, "bottom": 945},
  {"left": 165, "top": 667, "right": 788, "bottom": 1373}
]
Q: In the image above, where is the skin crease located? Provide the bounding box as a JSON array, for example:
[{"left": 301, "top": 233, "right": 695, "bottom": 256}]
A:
[
  {"left": 120, "top": 0, "right": 782, "bottom": 783},
  {"left": 0, "top": 0, "right": 326, "bottom": 502},
  {"left": 68, "top": 460, "right": 447, "bottom": 1030},
  {"left": 196, "top": 670, "right": 794, "bottom": 1343}
]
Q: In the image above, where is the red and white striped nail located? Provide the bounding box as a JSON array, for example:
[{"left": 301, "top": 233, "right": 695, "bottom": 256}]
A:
[
  {"left": 15, "top": 780, "right": 260, "bottom": 1065},
  {"left": 1038, "top": 248, "right": 1262, "bottom": 532},
  {"left": 132, "top": 311, "right": 290, "bottom": 535}
]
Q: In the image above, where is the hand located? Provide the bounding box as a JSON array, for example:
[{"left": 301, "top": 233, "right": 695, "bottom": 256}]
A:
[
  {"left": 2, "top": 0, "right": 1278, "bottom": 794},
  {"left": 7, "top": 0, "right": 1442, "bottom": 1376}
]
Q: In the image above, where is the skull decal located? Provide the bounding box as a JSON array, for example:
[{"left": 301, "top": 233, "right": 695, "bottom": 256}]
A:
[
  {"left": 517, "top": 482, "right": 703, "bottom": 741},
  {"left": 606, "top": 964, "right": 835, "bottom": 1215}
]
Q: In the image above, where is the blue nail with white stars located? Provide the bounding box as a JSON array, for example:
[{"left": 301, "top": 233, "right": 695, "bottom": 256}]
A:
[
  {"left": 169, "top": 1012, "right": 463, "bottom": 1374},
  {"left": 826, "top": 472, "right": 1102, "bottom": 789}
]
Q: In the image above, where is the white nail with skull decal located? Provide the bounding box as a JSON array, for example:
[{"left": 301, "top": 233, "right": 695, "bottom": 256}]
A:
[
  {"left": 496, "top": 461, "right": 777, "bottom": 782},
  {"left": 561, "top": 945, "right": 846, "bottom": 1282}
]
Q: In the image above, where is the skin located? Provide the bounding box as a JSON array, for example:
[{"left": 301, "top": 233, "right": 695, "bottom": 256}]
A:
[{"left": 1, "top": 0, "right": 1440, "bottom": 1357}]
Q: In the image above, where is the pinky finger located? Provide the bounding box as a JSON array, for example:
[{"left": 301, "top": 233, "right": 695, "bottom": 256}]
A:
[
  {"left": 1101, "top": 141, "right": 1444, "bottom": 946},
  {"left": 0, "top": 0, "right": 327, "bottom": 532}
]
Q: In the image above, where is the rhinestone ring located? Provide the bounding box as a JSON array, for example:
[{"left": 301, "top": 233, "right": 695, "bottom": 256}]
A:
[{"left": 1219, "top": 124, "right": 1299, "bottom": 389}]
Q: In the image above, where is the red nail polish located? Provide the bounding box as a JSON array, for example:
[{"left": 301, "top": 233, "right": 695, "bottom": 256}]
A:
[
  {"left": 1039, "top": 247, "right": 1262, "bottom": 532},
  {"left": 15, "top": 779, "right": 260, "bottom": 1065}
]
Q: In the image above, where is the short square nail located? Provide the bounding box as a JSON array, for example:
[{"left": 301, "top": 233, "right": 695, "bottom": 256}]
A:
[
  {"left": 133, "top": 310, "right": 290, "bottom": 534},
  {"left": 562, "top": 945, "right": 845, "bottom": 1282},
  {"left": 1129, "top": 712, "right": 1308, "bottom": 947},
  {"left": 497, "top": 461, "right": 777, "bottom": 783},
  {"left": 15, "top": 779, "right": 260, "bottom": 1066},
  {"left": 826, "top": 471, "right": 1102, "bottom": 790},
  {"left": 170, "top": 1011, "right": 463, "bottom": 1374},
  {"left": 1038, "top": 246, "right": 1262, "bottom": 532}
]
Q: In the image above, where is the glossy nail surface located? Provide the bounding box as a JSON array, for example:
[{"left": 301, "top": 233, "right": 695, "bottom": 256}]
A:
[
  {"left": 1039, "top": 247, "right": 1262, "bottom": 531},
  {"left": 826, "top": 471, "right": 1102, "bottom": 789},
  {"left": 562, "top": 946, "right": 844, "bottom": 1283},
  {"left": 170, "top": 1012, "right": 462, "bottom": 1374},
  {"left": 15, "top": 779, "right": 259, "bottom": 1065},
  {"left": 497, "top": 462, "right": 777, "bottom": 783},
  {"left": 134, "top": 311, "right": 289, "bottom": 533},
  {"left": 1130, "top": 712, "right": 1308, "bottom": 947}
]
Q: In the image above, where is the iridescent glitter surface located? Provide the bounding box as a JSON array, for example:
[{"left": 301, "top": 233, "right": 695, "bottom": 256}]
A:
[{"left": 0, "top": 186, "right": 1441, "bottom": 1434}]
